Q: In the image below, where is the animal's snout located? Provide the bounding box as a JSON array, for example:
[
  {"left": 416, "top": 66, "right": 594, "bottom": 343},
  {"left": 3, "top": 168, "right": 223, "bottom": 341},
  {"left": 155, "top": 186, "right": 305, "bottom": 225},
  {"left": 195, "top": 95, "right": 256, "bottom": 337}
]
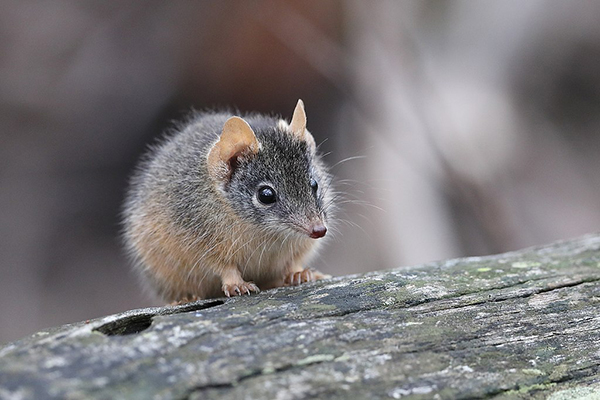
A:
[{"left": 309, "top": 224, "right": 327, "bottom": 239}]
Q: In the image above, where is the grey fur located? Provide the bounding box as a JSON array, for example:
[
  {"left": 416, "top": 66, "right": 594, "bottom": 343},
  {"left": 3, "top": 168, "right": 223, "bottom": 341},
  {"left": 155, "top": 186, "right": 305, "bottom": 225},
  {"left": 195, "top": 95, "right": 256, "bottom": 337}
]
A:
[{"left": 122, "top": 110, "right": 333, "bottom": 301}]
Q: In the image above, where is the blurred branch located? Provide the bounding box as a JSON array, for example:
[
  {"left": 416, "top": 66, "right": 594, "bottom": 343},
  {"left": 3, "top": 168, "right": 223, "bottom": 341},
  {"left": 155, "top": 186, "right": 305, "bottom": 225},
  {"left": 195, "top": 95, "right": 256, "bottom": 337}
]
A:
[
  {"left": 251, "top": 0, "right": 348, "bottom": 90},
  {"left": 259, "top": 0, "right": 521, "bottom": 254}
]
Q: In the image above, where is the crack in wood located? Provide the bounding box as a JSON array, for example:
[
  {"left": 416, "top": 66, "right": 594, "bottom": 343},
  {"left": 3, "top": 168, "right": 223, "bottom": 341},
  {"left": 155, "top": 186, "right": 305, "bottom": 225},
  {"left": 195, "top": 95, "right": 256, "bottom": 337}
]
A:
[
  {"left": 179, "top": 357, "right": 333, "bottom": 399},
  {"left": 475, "top": 364, "right": 600, "bottom": 399}
]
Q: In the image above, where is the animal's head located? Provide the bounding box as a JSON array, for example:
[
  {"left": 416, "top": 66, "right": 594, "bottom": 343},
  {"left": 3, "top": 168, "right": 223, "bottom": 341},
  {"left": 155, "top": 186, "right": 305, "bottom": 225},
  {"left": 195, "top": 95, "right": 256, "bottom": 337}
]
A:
[{"left": 207, "top": 100, "right": 332, "bottom": 239}]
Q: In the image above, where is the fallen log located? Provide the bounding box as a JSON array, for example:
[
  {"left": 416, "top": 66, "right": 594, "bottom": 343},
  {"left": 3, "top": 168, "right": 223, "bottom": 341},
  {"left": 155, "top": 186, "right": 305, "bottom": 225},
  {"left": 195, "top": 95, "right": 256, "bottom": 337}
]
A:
[{"left": 1, "top": 234, "right": 600, "bottom": 399}]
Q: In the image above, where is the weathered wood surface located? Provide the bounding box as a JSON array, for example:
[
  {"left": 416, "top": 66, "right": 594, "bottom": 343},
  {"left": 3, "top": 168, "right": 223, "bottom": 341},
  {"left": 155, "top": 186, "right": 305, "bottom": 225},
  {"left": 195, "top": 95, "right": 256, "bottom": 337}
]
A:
[{"left": 1, "top": 235, "right": 600, "bottom": 399}]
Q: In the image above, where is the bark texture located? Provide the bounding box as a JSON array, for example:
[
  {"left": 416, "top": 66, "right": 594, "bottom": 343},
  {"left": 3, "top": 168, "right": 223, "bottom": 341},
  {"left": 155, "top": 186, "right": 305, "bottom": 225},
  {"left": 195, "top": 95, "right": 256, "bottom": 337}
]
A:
[{"left": 1, "top": 234, "right": 600, "bottom": 399}]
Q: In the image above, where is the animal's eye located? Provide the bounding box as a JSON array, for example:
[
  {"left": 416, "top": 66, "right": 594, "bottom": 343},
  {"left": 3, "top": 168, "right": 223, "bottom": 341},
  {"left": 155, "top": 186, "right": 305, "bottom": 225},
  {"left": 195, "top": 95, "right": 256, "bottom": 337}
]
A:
[
  {"left": 310, "top": 178, "right": 318, "bottom": 192},
  {"left": 257, "top": 186, "right": 277, "bottom": 204}
]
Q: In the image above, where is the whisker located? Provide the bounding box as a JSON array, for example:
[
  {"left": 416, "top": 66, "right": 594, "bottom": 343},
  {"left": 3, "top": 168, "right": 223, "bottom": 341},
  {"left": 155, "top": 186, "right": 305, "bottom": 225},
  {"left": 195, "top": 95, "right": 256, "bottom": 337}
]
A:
[{"left": 329, "top": 155, "right": 367, "bottom": 170}]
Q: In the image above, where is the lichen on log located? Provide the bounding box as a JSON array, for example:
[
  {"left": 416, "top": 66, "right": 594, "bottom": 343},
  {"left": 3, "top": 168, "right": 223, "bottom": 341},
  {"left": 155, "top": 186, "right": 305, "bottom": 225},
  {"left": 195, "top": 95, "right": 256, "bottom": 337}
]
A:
[{"left": 1, "top": 234, "right": 600, "bottom": 399}]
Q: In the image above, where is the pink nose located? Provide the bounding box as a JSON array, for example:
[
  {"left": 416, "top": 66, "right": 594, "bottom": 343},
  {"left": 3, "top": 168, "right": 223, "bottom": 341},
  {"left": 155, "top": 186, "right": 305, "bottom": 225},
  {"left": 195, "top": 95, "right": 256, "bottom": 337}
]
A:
[{"left": 309, "top": 225, "right": 327, "bottom": 239}]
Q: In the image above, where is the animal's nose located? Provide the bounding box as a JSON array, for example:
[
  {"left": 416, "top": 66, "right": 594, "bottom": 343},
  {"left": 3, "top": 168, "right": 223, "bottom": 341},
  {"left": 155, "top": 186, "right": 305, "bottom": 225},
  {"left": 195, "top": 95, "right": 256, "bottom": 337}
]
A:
[{"left": 309, "top": 224, "right": 327, "bottom": 239}]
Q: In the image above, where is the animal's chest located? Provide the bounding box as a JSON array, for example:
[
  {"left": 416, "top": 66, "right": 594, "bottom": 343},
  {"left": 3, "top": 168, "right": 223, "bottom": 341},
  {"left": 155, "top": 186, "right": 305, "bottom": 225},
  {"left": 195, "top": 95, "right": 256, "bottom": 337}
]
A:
[{"left": 237, "top": 234, "right": 310, "bottom": 276}]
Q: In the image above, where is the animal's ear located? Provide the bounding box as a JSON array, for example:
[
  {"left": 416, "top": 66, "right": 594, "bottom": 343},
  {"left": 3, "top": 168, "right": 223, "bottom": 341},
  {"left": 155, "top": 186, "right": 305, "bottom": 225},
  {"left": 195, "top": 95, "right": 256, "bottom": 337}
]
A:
[
  {"left": 288, "top": 99, "right": 316, "bottom": 152},
  {"left": 207, "top": 116, "right": 261, "bottom": 182},
  {"left": 289, "top": 99, "right": 307, "bottom": 136}
]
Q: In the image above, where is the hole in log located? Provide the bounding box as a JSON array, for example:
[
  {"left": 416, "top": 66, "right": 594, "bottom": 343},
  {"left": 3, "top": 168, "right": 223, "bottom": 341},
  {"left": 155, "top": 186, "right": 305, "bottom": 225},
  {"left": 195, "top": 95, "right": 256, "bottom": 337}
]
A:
[
  {"left": 93, "top": 299, "right": 225, "bottom": 336},
  {"left": 170, "top": 299, "right": 225, "bottom": 314},
  {"left": 94, "top": 314, "right": 154, "bottom": 336}
]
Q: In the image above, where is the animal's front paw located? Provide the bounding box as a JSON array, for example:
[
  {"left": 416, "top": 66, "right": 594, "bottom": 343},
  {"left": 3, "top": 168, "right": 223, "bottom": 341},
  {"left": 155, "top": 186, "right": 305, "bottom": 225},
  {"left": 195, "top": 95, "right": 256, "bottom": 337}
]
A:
[
  {"left": 222, "top": 281, "right": 260, "bottom": 297},
  {"left": 284, "top": 268, "right": 329, "bottom": 286}
]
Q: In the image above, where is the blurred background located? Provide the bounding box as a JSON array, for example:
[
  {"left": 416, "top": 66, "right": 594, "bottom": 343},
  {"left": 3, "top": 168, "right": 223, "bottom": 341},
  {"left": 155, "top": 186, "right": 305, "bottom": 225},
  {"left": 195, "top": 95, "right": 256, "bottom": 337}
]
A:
[{"left": 1, "top": 0, "right": 599, "bottom": 344}]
